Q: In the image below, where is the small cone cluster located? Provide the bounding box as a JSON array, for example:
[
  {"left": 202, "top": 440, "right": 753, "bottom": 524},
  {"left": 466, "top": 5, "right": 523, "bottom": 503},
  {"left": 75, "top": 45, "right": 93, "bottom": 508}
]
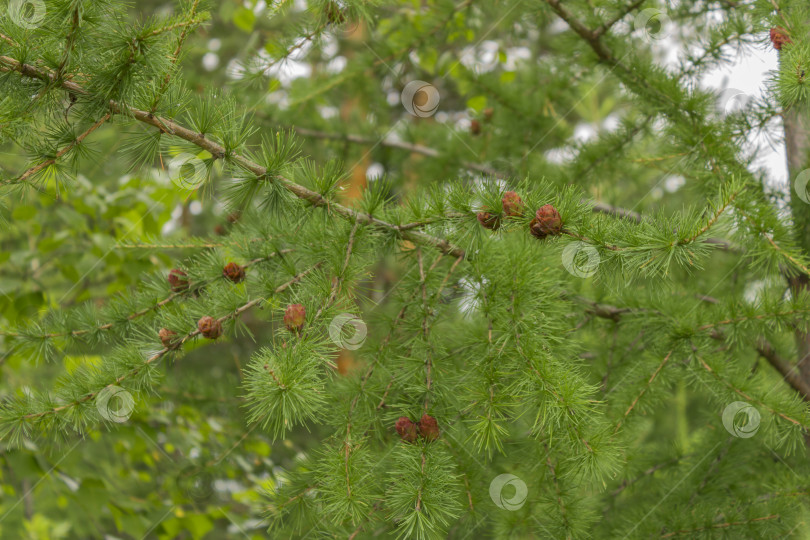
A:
[
  {"left": 476, "top": 190, "right": 562, "bottom": 239},
  {"left": 395, "top": 414, "right": 440, "bottom": 443}
]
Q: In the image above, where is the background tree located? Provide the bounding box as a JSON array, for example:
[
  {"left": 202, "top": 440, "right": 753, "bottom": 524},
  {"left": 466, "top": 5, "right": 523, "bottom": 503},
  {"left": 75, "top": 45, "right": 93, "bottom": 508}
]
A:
[{"left": 1, "top": 0, "right": 810, "bottom": 538}]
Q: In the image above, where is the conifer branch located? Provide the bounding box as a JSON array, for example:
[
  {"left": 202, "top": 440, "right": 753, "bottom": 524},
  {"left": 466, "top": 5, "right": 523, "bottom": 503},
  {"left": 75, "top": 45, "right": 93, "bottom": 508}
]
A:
[
  {"left": 313, "top": 221, "right": 359, "bottom": 322},
  {"left": 0, "top": 57, "right": 464, "bottom": 258},
  {"left": 610, "top": 457, "right": 683, "bottom": 496},
  {"left": 17, "top": 263, "right": 320, "bottom": 423},
  {"left": 3, "top": 114, "right": 111, "bottom": 186},
  {"left": 150, "top": 0, "right": 202, "bottom": 113},
  {"left": 578, "top": 296, "right": 810, "bottom": 401},
  {"left": 678, "top": 189, "right": 739, "bottom": 246},
  {"left": 659, "top": 514, "right": 780, "bottom": 538},
  {"left": 614, "top": 351, "right": 672, "bottom": 433},
  {"left": 292, "top": 126, "right": 737, "bottom": 251},
  {"left": 54, "top": 5, "right": 81, "bottom": 82},
  {"left": 417, "top": 248, "right": 433, "bottom": 412},
  {"left": 0, "top": 249, "right": 293, "bottom": 340},
  {"left": 545, "top": 446, "right": 572, "bottom": 537},
  {"left": 696, "top": 355, "right": 808, "bottom": 429},
  {"left": 592, "top": 0, "right": 646, "bottom": 38}
]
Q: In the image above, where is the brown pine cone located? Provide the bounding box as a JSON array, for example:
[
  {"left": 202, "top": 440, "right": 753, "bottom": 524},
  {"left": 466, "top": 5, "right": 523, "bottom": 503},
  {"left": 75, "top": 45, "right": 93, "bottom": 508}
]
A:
[
  {"left": 529, "top": 204, "right": 562, "bottom": 239},
  {"left": 501, "top": 191, "right": 525, "bottom": 217},
  {"left": 198, "top": 316, "right": 222, "bottom": 339},
  {"left": 477, "top": 211, "right": 501, "bottom": 230},
  {"left": 470, "top": 119, "right": 481, "bottom": 136},
  {"left": 770, "top": 27, "right": 792, "bottom": 50},
  {"left": 159, "top": 328, "right": 178, "bottom": 348},
  {"left": 284, "top": 304, "right": 306, "bottom": 333},
  {"left": 395, "top": 416, "right": 418, "bottom": 443},
  {"left": 418, "top": 414, "right": 440, "bottom": 441},
  {"left": 222, "top": 262, "right": 246, "bottom": 283},
  {"left": 168, "top": 269, "right": 189, "bottom": 292}
]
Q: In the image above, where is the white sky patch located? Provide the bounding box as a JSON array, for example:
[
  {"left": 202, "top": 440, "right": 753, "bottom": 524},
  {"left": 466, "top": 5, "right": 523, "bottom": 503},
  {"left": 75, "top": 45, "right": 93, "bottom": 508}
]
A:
[
  {"left": 546, "top": 147, "right": 576, "bottom": 165},
  {"left": 459, "top": 41, "right": 499, "bottom": 74},
  {"left": 641, "top": 13, "right": 788, "bottom": 191},
  {"left": 573, "top": 123, "right": 597, "bottom": 143},
  {"left": 202, "top": 52, "right": 219, "bottom": 71},
  {"left": 366, "top": 163, "right": 385, "bottom": 181},
  {"left": 326, "top": 55, "right": 347, "bottom": 74},
  {"left": 318, "top": 106, "right": 339, "bottom": 119},
  {"left": 664, "top": 175, "right": 686, "bottom": 193},
  {"left": 700, "top": 45, "right": 788, "bottom": 191},
  {"left": 504, "top": 47, "right": 531, "bottom": 71}
]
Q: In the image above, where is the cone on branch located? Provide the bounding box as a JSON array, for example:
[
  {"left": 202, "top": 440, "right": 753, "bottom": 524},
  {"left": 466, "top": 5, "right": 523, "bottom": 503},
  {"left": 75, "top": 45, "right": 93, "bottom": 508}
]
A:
[
  {"left": 159, "top": 328, "right": 178, "bottom": 348},
  {"left": 395, "top": 416, "right": 419, "bottom": 442},
  {"left": 394, "top": 414, "right": 440, "bottom": 443},
  {"left": 419, "top": 414, "right": 440, "bottom": 441},
  {"left": 477, "top": 210, "right": 501, "bottom": 230},
  {"left": 198, "top": 316, "right": 222, "bottom": 339},
  {"left": 770, "top": 27, "right": 792, "bottom": 50},
  {"left": 168, "top": 269, "right": 189, "bottom": 292},
  {"left": 284, "top": 303, "right": 306, "bottom": 333},
  {"left": 502, "top": 191, "right": 525, "bottom": 217},
  {"left": 223, "top": 262, "right": 246, "bottom": 283},
  {"left": 529, "top": 204, "right": 562, "bottom": 239}
]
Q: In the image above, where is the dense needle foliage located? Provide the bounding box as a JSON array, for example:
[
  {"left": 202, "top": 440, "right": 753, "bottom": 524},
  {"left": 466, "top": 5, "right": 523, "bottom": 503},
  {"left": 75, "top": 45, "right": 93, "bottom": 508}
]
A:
[{"left": 1, "top": 0, "right": 810, "bottom": 538}]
